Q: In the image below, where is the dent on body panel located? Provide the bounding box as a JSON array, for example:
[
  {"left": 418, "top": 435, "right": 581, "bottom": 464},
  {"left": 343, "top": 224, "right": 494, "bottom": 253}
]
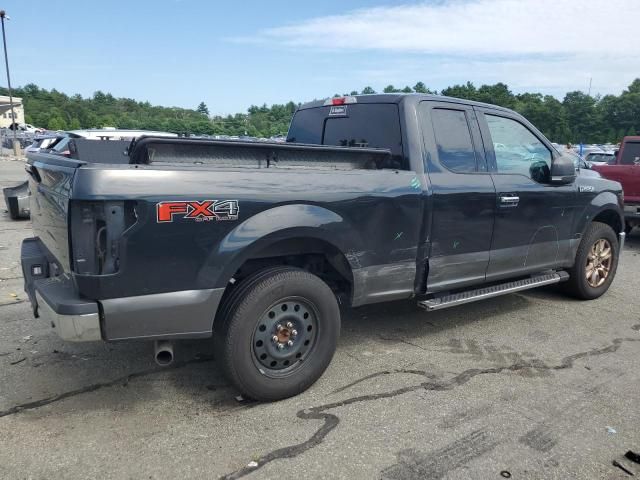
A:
[
  {"left": 199, "top": 204, "right": 354, "bottom": 287},
  {"left": 523, "top": 226, "right": 559, "bottom": 267},
  {"left": 575, "top": 190, "right": 623, "bottom": 236}
]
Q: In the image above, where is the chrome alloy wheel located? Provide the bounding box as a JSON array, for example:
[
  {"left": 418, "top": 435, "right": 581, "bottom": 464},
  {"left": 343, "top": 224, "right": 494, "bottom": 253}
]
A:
[{"left": 585, "top": 238, "right": 612, "bottom": 288}]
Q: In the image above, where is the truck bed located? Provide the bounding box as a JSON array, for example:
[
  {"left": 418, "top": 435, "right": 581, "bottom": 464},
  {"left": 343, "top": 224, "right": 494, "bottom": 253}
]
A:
[{"left": 128, "top": 137, "right": 394, "bottom": 170}]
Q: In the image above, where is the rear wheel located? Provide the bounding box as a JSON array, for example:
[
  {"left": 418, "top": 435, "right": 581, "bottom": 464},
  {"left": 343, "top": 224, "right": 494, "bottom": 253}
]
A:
[
  {"left": 565, "top": 222, "right": 619, "bottom": 300},
  {"left": 214, "top": 267, "right": 340, "bottom": 401}
]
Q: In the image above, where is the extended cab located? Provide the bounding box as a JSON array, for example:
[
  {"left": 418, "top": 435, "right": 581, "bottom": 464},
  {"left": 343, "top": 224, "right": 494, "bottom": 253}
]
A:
[
  {"left": 21, "top": 94, "right": 625, "bottom": 401},
  {"left": 591, "top": 136, "right": 640, "bottom": 232}
]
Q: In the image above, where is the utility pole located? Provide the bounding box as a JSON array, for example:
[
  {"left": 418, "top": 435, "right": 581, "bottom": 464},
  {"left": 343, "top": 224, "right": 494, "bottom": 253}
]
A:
[
  {"left": 0, "top": 10, "right": 20, "bottom": 157},
  {"left": 587, "top": 77, "right": 592, "bottom": 96}
]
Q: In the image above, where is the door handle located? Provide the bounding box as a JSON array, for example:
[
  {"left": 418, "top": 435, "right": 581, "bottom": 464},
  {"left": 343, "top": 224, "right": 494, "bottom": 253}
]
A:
[{"left": 499, "top": 195, "right": 519, "bottom": 207}]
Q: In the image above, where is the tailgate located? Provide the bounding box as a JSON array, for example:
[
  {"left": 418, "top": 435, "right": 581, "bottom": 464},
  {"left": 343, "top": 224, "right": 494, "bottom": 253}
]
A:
[{"left": 26, "top": 154, "right": 85, "bottom": 271}]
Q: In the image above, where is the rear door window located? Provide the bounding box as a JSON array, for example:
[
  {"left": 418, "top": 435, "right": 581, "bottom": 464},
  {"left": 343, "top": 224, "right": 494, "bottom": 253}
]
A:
[
  {"left": 287, "top": 104, "right": 404, "bottom": 168},
  {"left": 431, "top": 109, "right": 478, "bottom": 173}
]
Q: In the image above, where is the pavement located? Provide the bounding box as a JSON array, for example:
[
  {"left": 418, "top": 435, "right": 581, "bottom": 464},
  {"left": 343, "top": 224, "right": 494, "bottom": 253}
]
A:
[{"left": 1, "top": 157, "right": 639, "bottom": 479}]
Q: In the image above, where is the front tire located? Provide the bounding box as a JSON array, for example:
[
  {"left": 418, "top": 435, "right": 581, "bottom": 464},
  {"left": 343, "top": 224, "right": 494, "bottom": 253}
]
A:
[
  {"left": 214, "top": 267, "right": 340, "bottom": 401},
  {"left": 565, "top": 222, "right": 619, "bottom": 300}
]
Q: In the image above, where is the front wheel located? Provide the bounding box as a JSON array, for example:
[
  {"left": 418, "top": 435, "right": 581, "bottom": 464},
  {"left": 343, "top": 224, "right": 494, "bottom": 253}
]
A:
[
  {"left": 565, "top": 222, "right": 619, "bottom": 300},
  {"left": 214, "top": 267, "right": 340, "bottom": 401}
]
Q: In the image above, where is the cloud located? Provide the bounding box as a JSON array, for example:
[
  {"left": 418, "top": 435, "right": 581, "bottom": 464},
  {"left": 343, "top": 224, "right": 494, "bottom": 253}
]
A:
[
  {"left": 258, "top": 0, "right": 639, "bottom": 57},
  {"left": 234, "top": 0, "right": 639, "bottom": 97}
]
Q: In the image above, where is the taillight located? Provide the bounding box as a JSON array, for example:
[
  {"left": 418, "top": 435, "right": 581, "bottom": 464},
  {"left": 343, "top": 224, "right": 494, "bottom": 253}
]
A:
[{"left": 69, "top": 201, "right": 136, "bottom": 275}]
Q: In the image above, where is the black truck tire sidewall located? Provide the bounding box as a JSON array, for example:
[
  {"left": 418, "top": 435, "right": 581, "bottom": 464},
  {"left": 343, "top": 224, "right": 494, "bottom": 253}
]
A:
[
  {"left": 219, "top": 268, "right": 340, "bottom": 401},
  {"left": 568, "top": 222, "right": 619, "bottom": 300}
]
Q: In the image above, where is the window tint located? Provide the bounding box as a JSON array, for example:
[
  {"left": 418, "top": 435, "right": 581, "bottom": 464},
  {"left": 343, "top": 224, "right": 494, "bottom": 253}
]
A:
[
  {"left": 287, "top": 104, "right": 404, "bottom": 168},
  {"left": 431, "top": 109, "right": 477, "bottom": 173},
  {"left": 486, "top": 114, "right": 551, "bottom": 181},
  {"left": 621, "top": 142, "right": 640, "bottom": 165}
]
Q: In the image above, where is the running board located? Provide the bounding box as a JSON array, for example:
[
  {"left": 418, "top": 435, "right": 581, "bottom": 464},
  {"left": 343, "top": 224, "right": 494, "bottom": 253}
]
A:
[{"left": 418, "top": 271, "right": 569, "bottom": 311}]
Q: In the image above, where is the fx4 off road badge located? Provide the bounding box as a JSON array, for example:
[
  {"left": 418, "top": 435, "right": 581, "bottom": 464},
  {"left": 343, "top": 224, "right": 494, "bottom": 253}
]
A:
[{"left": 156, "top": 200, "right": 239, "bottom": 223}]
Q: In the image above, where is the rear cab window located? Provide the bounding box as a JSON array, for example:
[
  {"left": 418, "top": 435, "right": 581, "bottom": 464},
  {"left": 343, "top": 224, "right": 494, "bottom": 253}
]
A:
[
  {"left": 621, "top": 142, "right": 640, "bottom": 165},
  {"left": 287, "top": 103, "right": 404, "bottom": 169}
]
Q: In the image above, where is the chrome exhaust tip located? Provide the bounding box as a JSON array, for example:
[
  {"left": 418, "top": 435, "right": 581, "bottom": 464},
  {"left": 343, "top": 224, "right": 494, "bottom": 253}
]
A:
[{"left": 154, "top": 340, "right": 174, "bottom": 366}]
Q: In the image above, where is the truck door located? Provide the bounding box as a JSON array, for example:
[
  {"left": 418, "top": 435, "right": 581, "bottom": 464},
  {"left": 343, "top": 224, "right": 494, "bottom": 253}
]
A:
[
  {"left": 419, "top": 101, "right": 496, "bottom": 292},
  {"left": 618, "top": 139, "right": 640, "bottom": 202},
  {"left": 474, "top": 108, "right": 577, "bottom": 281}
]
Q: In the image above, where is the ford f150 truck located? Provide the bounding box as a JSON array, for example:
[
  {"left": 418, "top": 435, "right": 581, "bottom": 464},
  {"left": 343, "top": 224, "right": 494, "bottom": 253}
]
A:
[
  {"left": 591, "top": 136, "right": 640, "bottom": 233},
  {"left": 21, "top": 94, "right": 625, "bottom": 401}
]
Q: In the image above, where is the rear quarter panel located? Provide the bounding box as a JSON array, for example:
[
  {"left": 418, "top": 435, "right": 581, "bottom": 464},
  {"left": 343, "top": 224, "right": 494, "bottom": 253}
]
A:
[{"left": 71, "top": 165, "right": 423, "bottom": 305}]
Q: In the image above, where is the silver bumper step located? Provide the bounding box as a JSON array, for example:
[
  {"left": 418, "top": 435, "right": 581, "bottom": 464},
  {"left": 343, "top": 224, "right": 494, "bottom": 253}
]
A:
[{"left": 418, "top": 271, "right": 569, "bottom": 311}]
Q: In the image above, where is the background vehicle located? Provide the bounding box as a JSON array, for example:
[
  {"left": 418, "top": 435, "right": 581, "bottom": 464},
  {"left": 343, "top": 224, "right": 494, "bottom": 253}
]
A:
[
  {"left": 585, "top": 151, "right": 616, "bottom": 166},
  {"left": 592, "top": 136, "right": 640, "bottom": 232},
  {"left": 4, "top": 131, "right": 176, "bottom": 221},
  {"left": 24, "top": 135, "right": 64, "bottom": 154},
  {"left": 21, "top": 94, "right": 625, "bottom": 401},
  {"left": 67, "top": 128, "right": 178, "bottom": 140}
]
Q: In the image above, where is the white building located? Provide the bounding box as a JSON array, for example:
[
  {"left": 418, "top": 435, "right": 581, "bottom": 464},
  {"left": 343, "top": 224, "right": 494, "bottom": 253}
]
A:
[{"left": 0, "top": 95, "right": 25, "bottom": 128}]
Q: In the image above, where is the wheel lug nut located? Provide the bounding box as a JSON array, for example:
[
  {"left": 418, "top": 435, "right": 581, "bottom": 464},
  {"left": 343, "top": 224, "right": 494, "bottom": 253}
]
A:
[
  {"left": 286, "top": 322, "right": 293, "bottom": 329},
  {"left": 277, "top": 343, "right": 284, "bottom": 350},
  {"left": 287, "top": 340, "right": 294, "bottom": 347},
  {"left": 276, "top": 324, "right": 283, "bottom": 332},
  {"left": 272, "top": 335, "right": 279, "bottom": 343},
  {"left": 291, "top": 329, "right": 298, "bottom": 337}
]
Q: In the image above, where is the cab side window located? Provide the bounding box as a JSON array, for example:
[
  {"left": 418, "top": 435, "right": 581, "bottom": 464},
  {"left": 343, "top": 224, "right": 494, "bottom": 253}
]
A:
[
  {"left": 431, "top": 108, "right": 478, "bottom": 173},
  {"left": 486, "top": 114, "right": 552, "bottom": 182}
]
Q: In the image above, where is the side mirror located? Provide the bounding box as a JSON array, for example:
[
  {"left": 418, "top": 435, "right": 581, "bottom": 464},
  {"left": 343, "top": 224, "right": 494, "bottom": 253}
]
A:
[{"left": 550, "top": 154, "right": 577, "bottom": 185}]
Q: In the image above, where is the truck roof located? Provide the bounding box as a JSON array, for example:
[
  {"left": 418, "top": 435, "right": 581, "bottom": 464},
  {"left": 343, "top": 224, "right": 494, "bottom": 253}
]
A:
[{"left": 297, "top": 93, "right": 515, "bottom": 114}]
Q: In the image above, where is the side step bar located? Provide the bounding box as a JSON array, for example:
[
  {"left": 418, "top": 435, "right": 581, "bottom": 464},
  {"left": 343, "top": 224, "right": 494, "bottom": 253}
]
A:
[{"left": 418, "top": 271, "right": 569, "bottom": 312}]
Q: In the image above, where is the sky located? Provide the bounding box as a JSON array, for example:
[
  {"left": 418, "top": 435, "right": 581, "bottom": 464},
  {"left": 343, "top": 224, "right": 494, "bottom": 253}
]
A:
[{"left": 5, "top": 0, "right": 640, "bottom": 115}]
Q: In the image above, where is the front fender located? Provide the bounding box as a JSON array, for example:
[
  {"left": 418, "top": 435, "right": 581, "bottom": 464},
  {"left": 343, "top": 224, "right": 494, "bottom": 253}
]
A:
[
  {"left": 576, "top": 191, "right": 624, "bottom": 237},
  {"left": 199, "top": 204, "right": 361, "bottom": 289}
]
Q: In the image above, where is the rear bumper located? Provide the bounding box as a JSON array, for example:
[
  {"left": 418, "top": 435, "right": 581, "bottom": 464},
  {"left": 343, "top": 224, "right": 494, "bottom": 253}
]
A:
[
  {"left": 22, "top": 237, "right": 102, "bottom": 341},
  {"left": 22, "top": 237, "right": 224, "bottom": 343},
  {"left": 624, "top": 204, "right": 640, "bottom": 223},
  {"left": 35, "top": 289, "right": 101, "bottom": 342},
  {"left": 22, "top": 238, "right": 102, "bottom": 342}
]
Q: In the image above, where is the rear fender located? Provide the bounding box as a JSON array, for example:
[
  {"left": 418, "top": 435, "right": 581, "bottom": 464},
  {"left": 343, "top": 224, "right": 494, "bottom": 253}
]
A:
[{"left": 200, "top": 204, "right": 360, "bottom": 289}]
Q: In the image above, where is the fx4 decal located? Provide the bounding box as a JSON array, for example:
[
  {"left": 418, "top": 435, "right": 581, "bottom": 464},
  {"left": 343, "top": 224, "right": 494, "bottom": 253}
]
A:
[{"left": 156, "top": 200, "right": 239, "bottom": 223}]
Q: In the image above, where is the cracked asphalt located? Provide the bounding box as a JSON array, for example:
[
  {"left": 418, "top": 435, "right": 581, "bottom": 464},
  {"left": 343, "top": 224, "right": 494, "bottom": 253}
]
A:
[{"left": 2, "top": 158, "right": 640, "bottom": 479}]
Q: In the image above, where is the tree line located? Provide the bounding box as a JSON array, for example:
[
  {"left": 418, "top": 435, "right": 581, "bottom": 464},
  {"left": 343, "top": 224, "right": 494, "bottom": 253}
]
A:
[{"left": 2, "top": 79, "right": 639, "bottom": 143}]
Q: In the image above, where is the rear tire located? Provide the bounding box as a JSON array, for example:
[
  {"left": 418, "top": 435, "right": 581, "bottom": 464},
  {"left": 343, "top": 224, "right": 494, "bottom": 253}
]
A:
[
  {"left": 214, "top": 267, "right": 340, "bottom": 401},
  {"left": 565, "top": 221, "right": 619, "bottom": 300}
]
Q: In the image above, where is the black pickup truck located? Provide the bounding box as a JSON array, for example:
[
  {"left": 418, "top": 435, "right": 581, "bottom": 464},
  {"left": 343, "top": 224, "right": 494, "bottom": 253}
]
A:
[{"left": 21, "top": 94, "right": 625, "bottom": 401}]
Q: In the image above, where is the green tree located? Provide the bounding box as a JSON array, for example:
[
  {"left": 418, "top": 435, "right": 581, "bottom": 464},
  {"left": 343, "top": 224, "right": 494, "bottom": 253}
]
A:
[
  {"left": 5, "top": 78, "right": 640, "bottom": 141},
  {"left": 69, "top": 118, "right": 81, "bottom": 130},
  {"left": 383, "top": 85, "right": 401, "bottom": 93},
  {"left": 413, "top": 82, "right": 433, "bottom": 94},
  {"left": 476, "top": 83, "right": 515, "bottom": 108},
  {"left": 196, "top": 102, "right": 209, "bottom": 116},
  {"left": 563, "top": 91, "right": 598, "bottom": 142},
  {"left": 47, "top": 116, "right": 67, "bottom": 130},
  {"left": 441, "top": 81, "right": 477, "bottom": 100}
]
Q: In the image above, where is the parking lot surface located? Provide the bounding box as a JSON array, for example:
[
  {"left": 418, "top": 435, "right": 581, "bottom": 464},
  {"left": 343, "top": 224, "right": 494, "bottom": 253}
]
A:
[{"left": 1, "top": 158, "right": 639, "bottom": 479}]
